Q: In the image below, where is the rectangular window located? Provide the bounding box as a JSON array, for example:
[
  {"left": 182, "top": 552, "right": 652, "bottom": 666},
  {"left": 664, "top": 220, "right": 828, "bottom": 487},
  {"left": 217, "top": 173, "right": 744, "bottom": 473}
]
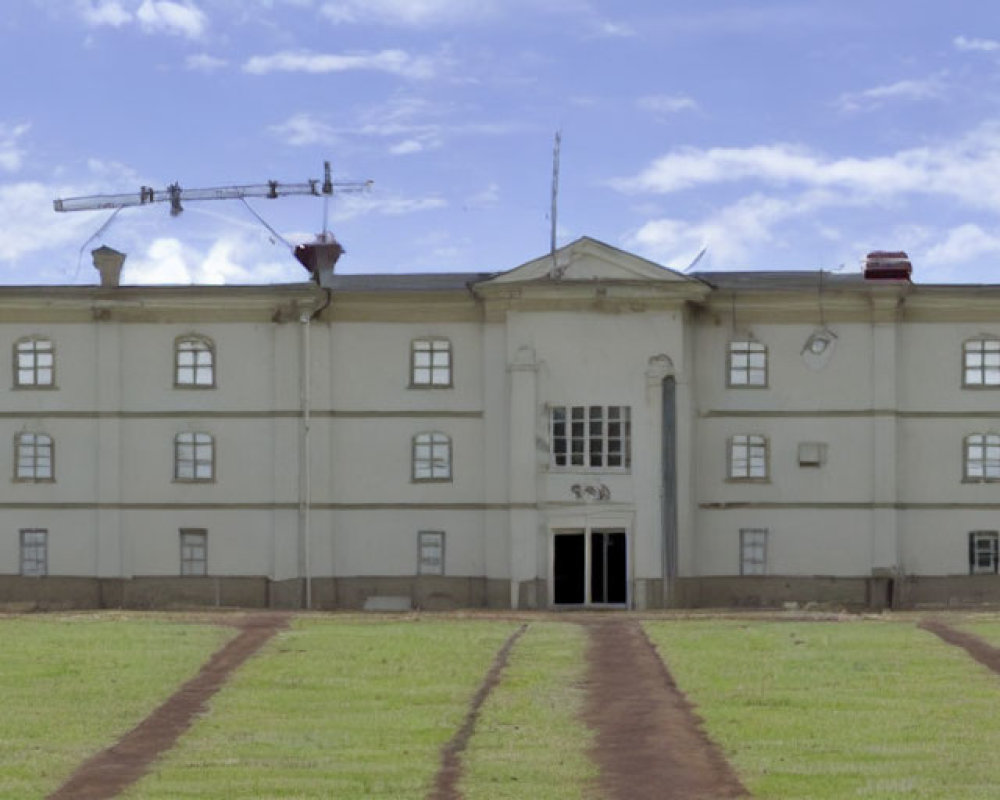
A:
[
  {"left": 175, "top": 432, "right": 215, "bottom": 481},
  {"left": 411, "top": 339, "right": 451, "bottom": 387},
  {"left": 550, "top": 405, "right": 631, "bottom": 470},
  {"left": 418, "top": 531, "right": 445, "bottom": 575},
  {"left": 180, "top": 529, "right": 207, "bottom": 576},
  {"left": 740, "top": 528, "right": 768, "bottom": 575},
  {"left": 412, "top": 432, "right": 452, "bottom": 481},
  {"left": 964, "top": 339, "right": 1000, "bottom": 387},
  {"left": 728, "top": 340, "right": 767, "bottom": 387},
  {"left": 15, "top": 433, "right": 53, "bottom": 481},
  {"left": 20, "top": 529, "right": 47, "bottom": 576},
  {"left": 964, "top": 433, "right": 1000, "bottom": 482},
  {"left": 729, "top": 434, "right": 768, "bottom": 480},
  {"left": 970, "top": 531, "right": 999, "bottom": 575},
  {"left": 14, "top": 337, "right": 54, "bottom": 388}
]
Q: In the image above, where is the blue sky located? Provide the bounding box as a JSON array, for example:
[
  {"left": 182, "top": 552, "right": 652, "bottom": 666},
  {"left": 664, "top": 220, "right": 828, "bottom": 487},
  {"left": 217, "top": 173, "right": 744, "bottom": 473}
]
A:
[{"left": 4, "top": 1, "right": 1000, "bottom": 284}]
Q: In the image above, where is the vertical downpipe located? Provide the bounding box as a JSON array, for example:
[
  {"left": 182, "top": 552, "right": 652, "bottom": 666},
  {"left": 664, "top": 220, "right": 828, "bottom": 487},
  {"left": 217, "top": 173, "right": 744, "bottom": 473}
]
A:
[
  {"left": 661, "top": 376, "right": 678, "bottom": 606},
  {"left": 299, "top": 314, "right": 313, "bottom": 610}
]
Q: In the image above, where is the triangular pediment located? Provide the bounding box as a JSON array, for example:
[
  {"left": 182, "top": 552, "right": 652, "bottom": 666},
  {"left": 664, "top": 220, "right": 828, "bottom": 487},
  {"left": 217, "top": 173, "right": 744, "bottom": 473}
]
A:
[{"left": 481, "top": 236, "right": 701, "bottom": 285}]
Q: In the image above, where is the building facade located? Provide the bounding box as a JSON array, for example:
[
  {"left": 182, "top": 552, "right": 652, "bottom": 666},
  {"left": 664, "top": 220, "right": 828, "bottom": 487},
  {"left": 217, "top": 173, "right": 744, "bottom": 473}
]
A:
[{"left": 3, "top": 237, "right": 1000, "bottom": 609}]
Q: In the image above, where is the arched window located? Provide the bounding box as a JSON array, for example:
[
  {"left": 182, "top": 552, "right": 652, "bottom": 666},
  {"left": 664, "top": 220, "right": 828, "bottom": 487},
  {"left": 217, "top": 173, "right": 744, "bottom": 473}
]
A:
[
  {"left": 15, "top": 432, "right": 53, "bottom": 481},
  {"left": 412, "top": 432, "right": 452, "bottom": 481},
  {"left": 175, "top": 335, "right": 215, "bottom": 387},
  {"left": 174, "top": 432, "right": 215, "bottom": 481},
  {"left": 14, "top": 336, "right": 54, "bottom": 388},
  {"left": 964, "top": 433, "right": 1000, "bottom": 482}
]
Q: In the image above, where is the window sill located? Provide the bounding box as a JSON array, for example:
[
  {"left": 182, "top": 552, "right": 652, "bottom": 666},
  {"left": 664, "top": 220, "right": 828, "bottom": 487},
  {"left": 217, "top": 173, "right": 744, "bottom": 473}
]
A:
[
  {"left": 12, "top": 384, "right": 58, "bottom": 391},
  {"left": 173, "top": 478, "right": 216, "bottom": 484},
  {"left": 412, "top": 478, "right": 453, "bottom": 484},
  {"left": 726, "top": 384, "right": 769, "bottom": 390},
  {"left": 961, "top": 384, "right": 1000, "bottom": 390},
  {"left": 408, "top": 384, "right": 454, "bottom": 390},
  {"left": 173, "top": 384, "right": 217, "bottom": 390},
  {"left": 962, "top": 478, "right": 1000, "bottom": 484},
  {"left": 548, "top": 467, "right": 631, "bottom": 475},
  {"left": 725, "top": 477, "right": 771, "bottom": 484},
  {"left": 12, "top": 478, "right": 55, "bottom": 484}
]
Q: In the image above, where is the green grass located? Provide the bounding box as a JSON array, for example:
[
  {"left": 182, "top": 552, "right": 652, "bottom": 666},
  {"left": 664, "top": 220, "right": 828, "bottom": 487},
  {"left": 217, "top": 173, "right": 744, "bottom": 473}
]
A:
[
  {"left": 462, "top": 622, "right": 596, "bottom": 800},
  {"left": 124, "top": 616, "right": 520, "bottom": 799},
  {"left": 644, "top": 618, "right": 1000, "bottom": 799},
  {"left": 0, "top": 613, "right": 231, "bottom": 800}
]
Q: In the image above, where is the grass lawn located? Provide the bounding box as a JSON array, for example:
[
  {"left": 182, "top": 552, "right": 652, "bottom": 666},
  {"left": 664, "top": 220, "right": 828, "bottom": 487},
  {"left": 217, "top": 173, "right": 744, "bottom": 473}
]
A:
[
  {"left": 124, "top": 616, "right": 520, "bottom": 800},
  {"left": 462, "top": 621, "right": 596, "bottom": 800},
  {"left": 0, "top": 613, "right": 232, "bottom": 800},
  {"left": 645, "top": 618, "right": 1000, "bottom": 799}
]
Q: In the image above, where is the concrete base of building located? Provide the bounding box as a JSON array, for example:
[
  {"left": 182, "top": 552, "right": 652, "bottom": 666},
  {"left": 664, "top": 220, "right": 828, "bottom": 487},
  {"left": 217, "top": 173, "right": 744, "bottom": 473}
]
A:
[{"left": 4, "top": 574, "right": 1000, "bottom": 611}]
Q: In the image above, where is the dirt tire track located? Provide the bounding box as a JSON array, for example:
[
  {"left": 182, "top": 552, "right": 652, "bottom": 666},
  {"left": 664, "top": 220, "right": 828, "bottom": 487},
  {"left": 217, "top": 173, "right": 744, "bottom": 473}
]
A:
[
  {"left": 919, "top": 618, "right": 1000, "bottom": 674},
  {"left": 428, "top": 623, "right": 527, "bottom": 800},
  {"left": 47, "top": 613, "right": 291, "bottom": 800},
  {"left": 582, "top": 620, "right": 748, "bottom": 800}
]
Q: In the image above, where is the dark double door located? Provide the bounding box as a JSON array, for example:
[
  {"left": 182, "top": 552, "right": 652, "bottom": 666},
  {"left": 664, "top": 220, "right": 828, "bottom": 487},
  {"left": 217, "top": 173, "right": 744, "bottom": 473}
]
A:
[{"left": 553, "top": 529, "right": 627, "bottom": 605}]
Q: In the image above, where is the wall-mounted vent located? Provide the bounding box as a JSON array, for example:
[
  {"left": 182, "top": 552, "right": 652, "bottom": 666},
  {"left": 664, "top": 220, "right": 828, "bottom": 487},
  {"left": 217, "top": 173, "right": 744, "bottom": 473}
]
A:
[
  {"left": 798, "top": 442, "right": 826, "bottom": 467},
  {"left": 864, "top": 251, "right": 912, "bottom": 281}
]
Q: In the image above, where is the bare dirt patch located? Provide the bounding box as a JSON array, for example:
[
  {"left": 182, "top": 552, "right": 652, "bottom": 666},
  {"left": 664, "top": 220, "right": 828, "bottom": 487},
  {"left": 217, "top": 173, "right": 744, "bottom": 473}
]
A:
[
  {"left": 919, "top": 618, "right": 1000, "bottom": 675},
  {"left": 428, "top": 623, "right": 527, "bottom": 800},
  {"left": 581, "top": 620, "right": 747, "bottom": 800},
  {"left": 47, "top": 612, "right": 290, "bottom": 800}
]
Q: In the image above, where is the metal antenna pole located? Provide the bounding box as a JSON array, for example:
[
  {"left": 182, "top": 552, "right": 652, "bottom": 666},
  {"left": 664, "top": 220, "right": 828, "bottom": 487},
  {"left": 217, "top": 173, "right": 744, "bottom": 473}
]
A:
[{"left": 550, "top": 130, "right": 561, "bottom": 256}]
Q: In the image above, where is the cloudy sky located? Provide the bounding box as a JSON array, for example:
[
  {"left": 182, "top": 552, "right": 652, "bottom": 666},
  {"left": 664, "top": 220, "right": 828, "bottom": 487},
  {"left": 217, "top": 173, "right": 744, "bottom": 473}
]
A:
[{"left": 4, "top": 1, "right": 1000, "bottom": 284}]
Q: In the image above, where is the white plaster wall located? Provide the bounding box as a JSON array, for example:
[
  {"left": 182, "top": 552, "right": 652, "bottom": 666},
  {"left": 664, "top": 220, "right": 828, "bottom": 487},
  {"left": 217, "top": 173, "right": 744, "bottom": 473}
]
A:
[
  {"left": 900, "top": 510, "right": 1000, "bottom": 575},
  {"left": 0, "top": 511, "right": 99, "bottom": 576}
]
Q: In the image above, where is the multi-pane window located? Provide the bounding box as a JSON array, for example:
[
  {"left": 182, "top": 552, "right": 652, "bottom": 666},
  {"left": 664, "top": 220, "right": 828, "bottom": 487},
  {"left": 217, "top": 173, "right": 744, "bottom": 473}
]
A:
[
  {"left": 550, "top": 406, "right": 631, "bottom": 470},
  {"left": 963, "top": 339, "right": 1000, "bottom": 387},
  {"left": 20, "top": 529, "right": 47, "bottom": 576},
  {"left": 175, "top": 336, "right": 215, "bottom": 387},
  {"left": 418, "top": 530, "right": 445, "bottom": 575},
  {"left": 14, "top": 433, "right": 53, "bottom": 481},
  {"left": 180, "top": 529, "right": 207, "bottom": 576},
  {"left": 412, "top": 432, "right": 451, "bottom": 481},
  {"left": 729, "top": 434, "right": 768, "bottom": 480},
  {"left": 970, "top": 531, "right": 999, "bottom": 575},
  {"left": 14, "top": 337, "right": 54, "bottom": 387},
  {"left": 411, "top": 339, "right": 451, "bottom": 387},
  {"left": 740, "top": 528, "right": 768, "bottom": 575},
  {"left": 964, "top": 433, "right": 1000, "bottom": 482},
  {"left": 728, "top": 340, "right": 767, "bottom": 387},
  {"left": 174, "top": 432, "right": 214, "bottom": 481}
]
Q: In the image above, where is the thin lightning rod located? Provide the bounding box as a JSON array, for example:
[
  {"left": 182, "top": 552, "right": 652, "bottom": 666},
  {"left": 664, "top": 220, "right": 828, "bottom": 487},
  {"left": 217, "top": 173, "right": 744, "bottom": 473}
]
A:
[{"left": 550, "top": 130, "right": 561, "bottom": 256}]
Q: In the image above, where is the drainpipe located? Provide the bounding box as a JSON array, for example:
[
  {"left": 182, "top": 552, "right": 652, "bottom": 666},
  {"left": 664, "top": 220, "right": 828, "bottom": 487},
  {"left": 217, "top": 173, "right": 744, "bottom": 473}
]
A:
[
  {"left": 661, "top": 375, "right": 678, "bottom": 607},
  {"left": 299, "top": 313, "right": 313, "bottom": 610}
]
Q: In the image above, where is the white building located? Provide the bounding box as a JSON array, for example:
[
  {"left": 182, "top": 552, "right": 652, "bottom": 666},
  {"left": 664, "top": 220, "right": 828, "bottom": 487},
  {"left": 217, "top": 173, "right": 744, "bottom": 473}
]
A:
[{"left": 2, "top": 238, "right": 999, "bottom": 609}]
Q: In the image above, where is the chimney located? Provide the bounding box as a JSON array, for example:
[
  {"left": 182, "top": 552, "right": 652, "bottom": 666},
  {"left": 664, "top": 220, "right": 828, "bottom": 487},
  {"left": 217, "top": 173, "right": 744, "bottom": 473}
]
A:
[
  {"left": 864, "top": 250, "right": 912, "bottom": 281},
  {"left": 92, "top": 245, "right": 127, "bottom": 288},
  {"left": 294, "top": 232, "right": 344, "bottom": 288}
]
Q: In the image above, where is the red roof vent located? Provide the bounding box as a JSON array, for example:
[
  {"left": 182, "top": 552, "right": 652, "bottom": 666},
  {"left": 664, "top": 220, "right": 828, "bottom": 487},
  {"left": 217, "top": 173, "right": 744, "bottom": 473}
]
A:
[{"left": 864, "top": 251, "right": 912, "bottom": 281}]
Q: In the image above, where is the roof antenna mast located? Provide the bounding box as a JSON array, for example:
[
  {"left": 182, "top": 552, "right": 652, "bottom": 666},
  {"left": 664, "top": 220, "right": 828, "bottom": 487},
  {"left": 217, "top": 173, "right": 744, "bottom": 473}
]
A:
[{"left": 548, "top": 130, "right": 562, "bottom": 279}]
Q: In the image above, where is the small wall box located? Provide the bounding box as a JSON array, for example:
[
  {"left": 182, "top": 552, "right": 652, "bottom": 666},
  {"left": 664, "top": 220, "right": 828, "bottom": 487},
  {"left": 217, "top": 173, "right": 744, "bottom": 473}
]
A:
[{"left": 798, "top": 442, "right": 825, "bottom": 467}]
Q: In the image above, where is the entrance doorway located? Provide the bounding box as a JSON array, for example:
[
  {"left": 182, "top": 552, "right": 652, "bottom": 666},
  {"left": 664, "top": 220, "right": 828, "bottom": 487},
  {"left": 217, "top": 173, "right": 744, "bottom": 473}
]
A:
[{"left": 552, "top": 529, "right": 628, "bottom": 606}]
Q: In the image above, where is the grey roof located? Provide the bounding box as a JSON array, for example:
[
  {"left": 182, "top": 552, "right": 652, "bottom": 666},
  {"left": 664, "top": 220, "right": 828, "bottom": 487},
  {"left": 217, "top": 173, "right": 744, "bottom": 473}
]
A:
[
  {"left": 690, "top": 270, "right": 869, "bottom": 290},
  {"left": 329, "top": 273, "right": 494, "bottom": 292}
]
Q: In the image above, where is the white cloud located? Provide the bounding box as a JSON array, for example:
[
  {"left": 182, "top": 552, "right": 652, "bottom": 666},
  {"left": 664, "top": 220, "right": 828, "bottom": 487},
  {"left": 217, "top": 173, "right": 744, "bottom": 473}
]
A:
[
  {"left": 136, "top": 0, "right": 207, "bottom": 38},
  {"left": 637, "top": 94, "right": 697, "bottom": 116},
  {"left": 612, "top": 125, "right": 1000, "bottom": 214},
  {"left": 319, "top": 0, "right": 497, "bottom": 27},
  {"left": 269, "top": 113, "right": 338, "bottom": 146},
  {"left": 78, "top": 0, "right": 132, "bottom": 27},
  {"left": 330, "top": 192, "right": 446, "bottom": 221},
  {"left": 122, "top": 235, "right": 301, "bottom": 285},
  {"left": 0, "top": 182, "right": 102, "bottom": 264},
  {"left": 922, "top": 224, "right": 1000, "bottom": 267},
  {"left": 954, "top": 35, "right": 1000, "bottom": 52},
  {"left": 389, "top": 139, "right": 424, "bottom": 155},
  {"left": 465, "top": 182, "right": 499, "bottom": 208},
  {"left": 594, "top": 20, "right": 635, "bottom": 38},
  {"left": 0, "top": 123, "right": 30, "bottom": 173},
  {"left": 837, "top": 77, "right": 944, "bottom": 112},
  {"left": 244, "top": 49, "right": 437, "bottom": 79},
  {"left": 185, "top": 53, "right": 228, "bottom": 72}
]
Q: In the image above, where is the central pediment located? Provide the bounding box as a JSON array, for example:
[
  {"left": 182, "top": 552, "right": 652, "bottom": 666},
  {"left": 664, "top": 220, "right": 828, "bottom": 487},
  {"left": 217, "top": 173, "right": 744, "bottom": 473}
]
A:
[{"left": 480, "top": 236, "right": 705, "bottom": 286}]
